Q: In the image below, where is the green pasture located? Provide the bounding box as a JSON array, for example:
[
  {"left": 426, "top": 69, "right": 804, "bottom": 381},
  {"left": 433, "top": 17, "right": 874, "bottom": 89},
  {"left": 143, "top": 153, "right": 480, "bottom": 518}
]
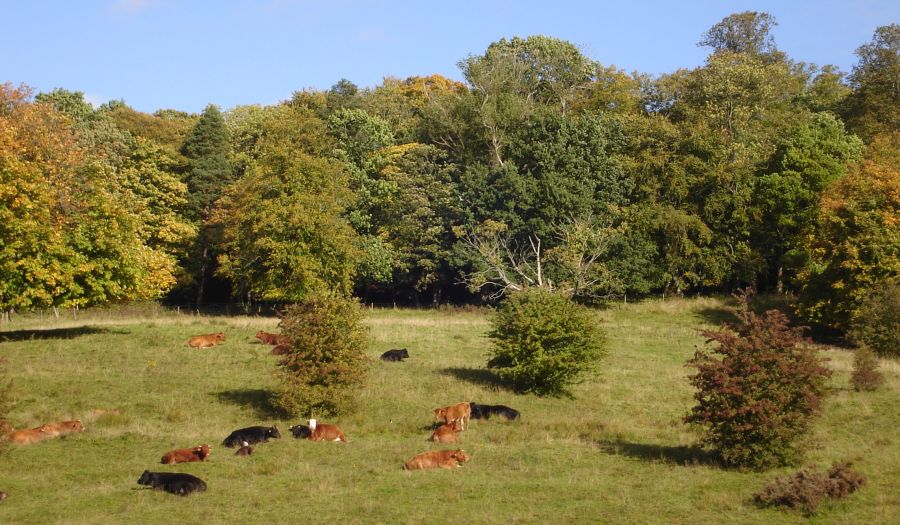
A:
[{"left": 0, "top": 298, "right": 896, "bottom": 524}]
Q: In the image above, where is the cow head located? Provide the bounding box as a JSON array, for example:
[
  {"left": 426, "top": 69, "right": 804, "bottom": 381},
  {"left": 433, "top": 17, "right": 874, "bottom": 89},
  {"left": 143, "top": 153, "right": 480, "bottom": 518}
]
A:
[
  {"left": 215, "top": 332, "right": 226, "bottom": 342},
  {"left": 267, "top": 425, "right": 281, "bottom": 439},
  {"left": 137, "top": 470, "right": 154, "bottom": 486},
  {"left": 452, "top": 450, "right": 469, "bottom": 463}
]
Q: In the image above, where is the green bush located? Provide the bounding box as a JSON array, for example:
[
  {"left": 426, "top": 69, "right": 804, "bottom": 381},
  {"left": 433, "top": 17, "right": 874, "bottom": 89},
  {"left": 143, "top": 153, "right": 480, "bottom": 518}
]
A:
[
  {"left": 850, "top": 279, "right": 900, "bottom": 358},
  {"left": 685, "top": 291, "right": 831, "bottom": 470},
  {"left": 487, "top": 288, "right": 605, "bottom": 397},
  {"left": 273, "top": 294, "right": 369, "bottom": 417}
]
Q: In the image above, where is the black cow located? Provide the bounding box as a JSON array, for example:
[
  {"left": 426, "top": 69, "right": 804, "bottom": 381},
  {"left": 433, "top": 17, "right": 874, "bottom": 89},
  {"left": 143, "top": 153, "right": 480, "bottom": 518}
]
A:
[
  {"left": 380, "top": 348, "right": 410, "bottom": 362},
  {"left": 222, "top": 425, "right": 281, "bottom": 448},
  {"left": 289, "top": 424, "right": 311, "bottom": 439},
  {"left": 469, "top": 402, "right": 520, "bottom": 421},
  {"left": 137, "top": 470, "right": 207, "bottom": 496}
]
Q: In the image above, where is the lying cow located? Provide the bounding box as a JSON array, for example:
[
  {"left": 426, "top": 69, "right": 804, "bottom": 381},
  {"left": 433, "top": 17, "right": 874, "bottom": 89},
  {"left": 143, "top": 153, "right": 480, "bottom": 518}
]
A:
[
  {"left": 8, "top": 419, "right": 84, "bottom": 444},
  {"left": 161, "top": 444, "right": 210, "bottom": 465},
  {"left": 41, "top": 419, "right": 85, "bottom": 437},
  {"left": 289, "top": 424, "right": 311, "bottom": 439},
  {"left": 434, "top": 402, "right": 471, "bottom": 431},
  {"left": 8, "top": 425, "right": 52, "bottom": 445},
  {"left": 235, "top": 445, "right": 253, "bottom": 457},
  {"left": 270, "top": 344, "right": 290, "bottom": 355},
  {"left": 137, "top": 470, "right": 207, "bottom": 496},
  {"left": 255, "top": 331, "right": 288, "bottom": 346},
  {"left": 428, "top": 420, "right": 462, "bottom": 444},
  {"left": 380, "top": 348, "right": 409, "bottom": 362},
  {"left": 469, "top": 402, "right": 520, "bottom": 421},
  {"left": 307, "top": 419, "right": 348, "bottom": 443},
  {"left": 186, "top": 332, "right": 226, "bottom": 348},
  {"left": 404, "top": 449, "right": 469, "bottom": 470},
  {"left": 222, "top": 425, "right": 281, "bottom": 448}
]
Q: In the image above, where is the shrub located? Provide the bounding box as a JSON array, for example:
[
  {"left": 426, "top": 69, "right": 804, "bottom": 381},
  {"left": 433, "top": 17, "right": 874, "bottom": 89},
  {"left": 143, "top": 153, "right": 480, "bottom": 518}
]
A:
[
  {"left": 850, "top": 279, "right": 900, "bottom": 358},
  {"left": 753, "top": 462, "right": 866, "bottom": 516},
  {"left": 685, "top": 290, "right": 831, "bottom": 470},
  {"left": 851, "top": 347, "right": 885, "bottom": 391},
  {"left": 487, "top": 288, "right": 605, "bottom": 396},
  {"left": 273, "top": 294, "right": 368, "bottom": 417}
]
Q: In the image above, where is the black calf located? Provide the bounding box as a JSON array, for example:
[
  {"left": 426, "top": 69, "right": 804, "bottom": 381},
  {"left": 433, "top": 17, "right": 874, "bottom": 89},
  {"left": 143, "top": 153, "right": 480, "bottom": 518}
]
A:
[
  {"left": 289, "top": 424, "right": 311, "bottom": 438},
  {"left": 137, "top": 470, "right": 207, "bottom": 496},
  {"left": 222, "top": 425, "right": 281, "bottom": 448},
  {"left": 469, "top": 402, "right": 520, "bottom": 421},
  {"left": 380, "top": 348, "right": 410, "bottom": 362}
]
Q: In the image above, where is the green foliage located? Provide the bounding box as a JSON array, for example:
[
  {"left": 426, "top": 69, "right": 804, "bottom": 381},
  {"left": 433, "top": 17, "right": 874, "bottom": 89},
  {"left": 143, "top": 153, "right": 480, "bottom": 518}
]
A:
[
  {"left": 851, "top": 347, "right": 885, "bottom": 392},
  {"left": 850, "top": 279, "right": 900, "bottom": 358},
  {"left": 0, "top": 83, "right": 177, "bottom": 310},
  {"left": 685, "top": 291, "right": 831, "bottom": 469},
  {"left": 487, "top": 289, "right": 605, "bottom": 396},
  {"left": 213, "top": 104, "right": 360, "bottom": 301},
  {"left": 796, "top": 134, "right": 900, "bottom": 333},
  {"left": 273, "top": 294, "right": 369, "bottom": 417},
  {"left": 753, "top": 112, "right": 863, "bottom": 289},
  {"left": 699, "top": 11, "right": 782, "bottom": 60},
  {"left": 181, "top": 104, "right": 232, "bottom": 220},
  {"left": 753, "top": 462, "right": 866, "bottom": 516},
  {"left": 842, "top": 24, "right": 900, "bottom": 141}
]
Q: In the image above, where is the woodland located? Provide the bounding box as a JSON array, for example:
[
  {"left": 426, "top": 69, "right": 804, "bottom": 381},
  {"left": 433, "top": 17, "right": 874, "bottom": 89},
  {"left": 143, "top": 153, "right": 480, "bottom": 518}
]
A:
[{"left": 1, "top": 12, "right": 897, "bottom": 339}]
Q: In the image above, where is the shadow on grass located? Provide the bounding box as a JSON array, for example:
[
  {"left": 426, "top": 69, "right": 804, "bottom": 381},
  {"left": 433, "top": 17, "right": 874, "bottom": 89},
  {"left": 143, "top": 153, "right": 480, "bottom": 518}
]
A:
[
  {"left": 438, "top": 367, "right": 516, "bottom": 392},
  {"left": 598, "top": 440, "right": 721, "bottom": 467},
  {"left": 0, "top": 326, "right": 114, "bottom": 342},
  {"left": 214, "top": 389, "right": 286, "bottom": 419}
]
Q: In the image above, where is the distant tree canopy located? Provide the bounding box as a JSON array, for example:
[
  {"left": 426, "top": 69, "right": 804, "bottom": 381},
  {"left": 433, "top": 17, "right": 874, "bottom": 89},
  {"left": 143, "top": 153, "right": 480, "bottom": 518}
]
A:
[{"left": 2, "top": 12, "right": 896, "bottom": 338}]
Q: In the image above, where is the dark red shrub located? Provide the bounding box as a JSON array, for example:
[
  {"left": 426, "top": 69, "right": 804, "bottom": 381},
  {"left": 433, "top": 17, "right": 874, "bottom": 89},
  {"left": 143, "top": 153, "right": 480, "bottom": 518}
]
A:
[{"left": 685, "top": 290, "right": 832, "bottom": 470}]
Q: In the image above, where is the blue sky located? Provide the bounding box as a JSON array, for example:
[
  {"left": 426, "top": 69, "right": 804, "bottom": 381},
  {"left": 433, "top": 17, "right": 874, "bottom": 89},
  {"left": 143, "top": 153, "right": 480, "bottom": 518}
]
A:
[{"left": 3, "top": 0, "right": 897, "bottom": 114}]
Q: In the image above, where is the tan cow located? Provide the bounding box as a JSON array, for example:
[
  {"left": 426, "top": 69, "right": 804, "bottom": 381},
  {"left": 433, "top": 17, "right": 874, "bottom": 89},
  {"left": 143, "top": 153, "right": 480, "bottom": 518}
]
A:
[
  {"left": 428, "top": 420, "right": 462, "bottom": 444},
  {"left": 41, "top": 419, "right": 85, "bottom": 437},
  {"left": 186, "top": 332, "right": 226, "bottom": 348},
  {"left": 404, "top": 449, "right": 469, "bottom": 470},
  {"left": 256, "top": 331, "right": 288, "bottom": 346},
  {"left": 434, "top": 402, "right": 471, "bottom": 431}
]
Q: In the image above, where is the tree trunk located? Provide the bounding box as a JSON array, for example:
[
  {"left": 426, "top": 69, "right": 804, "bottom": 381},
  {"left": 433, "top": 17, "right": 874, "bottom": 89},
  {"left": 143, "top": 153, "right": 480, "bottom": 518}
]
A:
[{"left": 197, "top": 241, "right": 209, "bottom": 307}]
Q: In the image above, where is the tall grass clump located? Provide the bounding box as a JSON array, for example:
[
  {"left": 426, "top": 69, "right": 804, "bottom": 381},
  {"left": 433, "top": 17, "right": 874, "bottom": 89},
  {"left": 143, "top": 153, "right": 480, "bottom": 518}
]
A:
[
  {"left": 487, "top": 288, "right": 605, "bottom": 397},
  {"left": 273, "top": 294, "right": 368, "bottom": 417},
  {"left": 851, "top": 346, "right": 885, "bottom": 391},
  {"left": 685, "top": 290, "right": 831, "bottom": 470}
]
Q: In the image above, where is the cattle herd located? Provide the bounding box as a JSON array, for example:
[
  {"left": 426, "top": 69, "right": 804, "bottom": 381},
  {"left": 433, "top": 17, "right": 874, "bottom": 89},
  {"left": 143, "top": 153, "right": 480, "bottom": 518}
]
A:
[{"left": 0, "top": 329, "right": 521, "bottom": 500}]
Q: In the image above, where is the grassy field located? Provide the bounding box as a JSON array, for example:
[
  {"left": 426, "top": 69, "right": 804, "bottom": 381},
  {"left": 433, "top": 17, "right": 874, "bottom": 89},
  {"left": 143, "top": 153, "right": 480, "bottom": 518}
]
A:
[{"left": 0, "top": 298, "right": 897, "bottom": 524}]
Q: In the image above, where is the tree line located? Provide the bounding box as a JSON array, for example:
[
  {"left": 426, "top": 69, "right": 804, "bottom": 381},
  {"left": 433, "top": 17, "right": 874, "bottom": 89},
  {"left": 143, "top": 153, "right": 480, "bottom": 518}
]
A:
[{"left": 1, "top": 12, "right": 897, "bottom": 337}]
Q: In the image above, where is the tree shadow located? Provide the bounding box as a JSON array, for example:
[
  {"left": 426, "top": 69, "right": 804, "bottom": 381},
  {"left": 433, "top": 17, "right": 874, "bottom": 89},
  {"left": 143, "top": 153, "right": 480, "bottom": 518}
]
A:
[
  {"left": 0, "top": 326, "right": 114, "bottom": 342},
  {"left": 438, "top": 367, "right": 515, "bottom": 392},
  {"left": 214, "top": 389, "right": 286, "bottom": 419},
  {"left": 598, "top": 440, "right": 721, "bottom": 467},
  {"left": 694, "top": 307, "right": 736, "bottom": 326}
]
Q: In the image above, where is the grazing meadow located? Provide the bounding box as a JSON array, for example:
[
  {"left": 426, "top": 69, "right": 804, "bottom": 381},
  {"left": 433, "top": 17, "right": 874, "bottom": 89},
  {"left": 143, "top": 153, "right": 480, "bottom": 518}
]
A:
[{"left": 0, "top": 298, "right": 897, "bottom": 524}]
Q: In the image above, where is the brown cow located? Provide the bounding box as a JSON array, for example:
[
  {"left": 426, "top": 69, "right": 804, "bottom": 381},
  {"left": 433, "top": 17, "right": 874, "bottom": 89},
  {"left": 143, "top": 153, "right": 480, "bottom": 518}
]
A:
[
  {"left": 404, "top": 449, "right": 469, "bottom": 470},
  {"left": 270, "top": 344, "right": 290, "bottom": 355},
  {"left": 434, "top": 402, "right": 471, "bottom": 431},
  {"left": 161, "top": 444, "right": 211, "bottom": 465},
  {"left": 41, "top": 419, "right": 85, "bottom": 437},
  {"left": 428, "top": 420, "right": 462, "bottom": 444},
  {"left": 186, "top": 332, "right": 226, "bottom": 348},
  {"left": 255, "top": 331, "right": 288, "bottom": 346},
  {"left": 8, "top": 425, "right": 53, "bottom": 445},
  {"left": 307, "top": 419, "right": 348, "bottom": 443}
]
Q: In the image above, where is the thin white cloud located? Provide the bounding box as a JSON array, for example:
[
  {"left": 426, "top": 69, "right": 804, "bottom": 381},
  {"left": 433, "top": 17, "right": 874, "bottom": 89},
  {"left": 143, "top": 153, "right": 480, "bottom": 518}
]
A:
[{"left": 109, "top": 0, "right": 157, "bottom": 16}]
